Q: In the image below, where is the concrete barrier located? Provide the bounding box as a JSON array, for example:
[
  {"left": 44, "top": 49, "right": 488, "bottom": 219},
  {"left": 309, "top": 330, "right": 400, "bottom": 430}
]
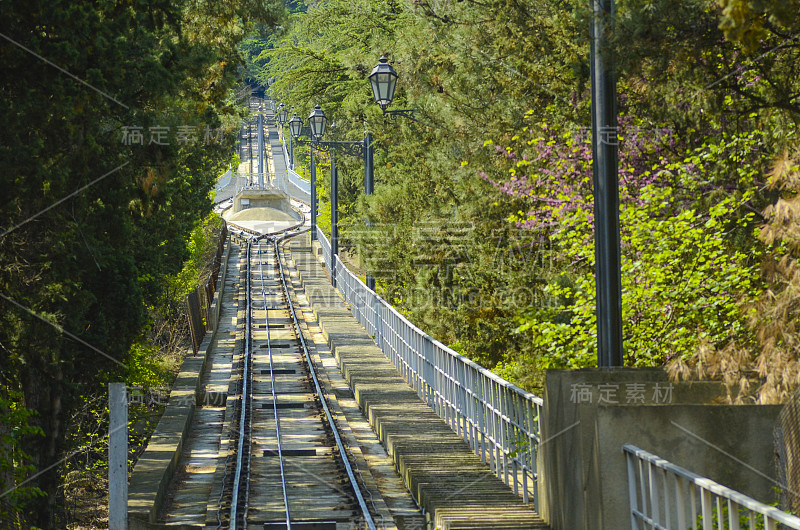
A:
[{"left": 540, "top": 368, "right": 783, "bottom": 529}]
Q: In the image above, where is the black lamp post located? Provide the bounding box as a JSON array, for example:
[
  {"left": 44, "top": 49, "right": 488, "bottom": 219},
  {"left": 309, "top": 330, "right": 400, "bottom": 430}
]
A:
[
  {"left": 308, "top": 105, "right": 327, "bottom": 141},
  {"left": 591, "top": 0, "right": 623, "bottom": 367},
  {"left": 290, "top": 106, "right": 375, "bottom": 290},
  {"left": 257, "top": 104, "right": 265, "bottom": 187},
  {"left": 290, "top": 111, "right": 317, "bottom": 242},
  {"left": 286, "top": 110, "right": 302, "bottom": 169},
  {"left": 288, "top": 112, "right": 303, "bottom": 139},
  {"left": 368, "top": 56, "right": 420, "bottom": 123},
  {"left": 368, "top": 56, "right": 398, "bottom": 111}
]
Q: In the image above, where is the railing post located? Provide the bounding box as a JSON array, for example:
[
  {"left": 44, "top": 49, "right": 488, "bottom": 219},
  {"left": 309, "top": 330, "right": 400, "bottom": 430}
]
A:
[{"left": 625, "top": 450, "right": 639, "bottom": 529}]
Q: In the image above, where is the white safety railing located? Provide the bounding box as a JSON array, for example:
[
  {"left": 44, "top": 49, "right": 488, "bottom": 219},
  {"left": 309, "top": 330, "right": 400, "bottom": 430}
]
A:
[
  {"left": 624, "top": 444, "right": 800, "bottom": 530},
  {"left": 215, "top": 168, "right": 232, "bottom": 191},
  {"left": 318, "top": 226, "right": 332, "bottom": 276},
  {"left": 282, "top": 136, "right": 292, "bottom": 171},
  {"left": 316, "top": 227, "right": 543, "bottom": 507},
  {"left": 234, "top": 172, "right": 273, "bottom": 187},
  {"left": 235, "top": 180, "right": 280, "bottom": 195},
  {"left": 215, "top": 174, "right": 246, "bottom": 203},
  {"left": 288, "top": 169, "right": 310, "bottom": 193},
  {"left": 271, "top": 135, "right": 310, "bottom": 203}
]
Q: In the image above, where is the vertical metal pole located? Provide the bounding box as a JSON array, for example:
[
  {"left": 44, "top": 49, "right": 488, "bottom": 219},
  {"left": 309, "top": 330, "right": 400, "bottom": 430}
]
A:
[
  {"left": 257, "top": 112, "right": 264, "bottom": 188},
  {"left": 591, "top": 0, "right": 623, "bottom": 367},
  {"left": 364, "top": 134, "right": 376, "bottom": 291},
  {"left": 249, "top": 118, "right": 253, "bottom": 176},
  {"left": 109, "top": 383, "right": 127, "bottom": 530},
  {"left": 364, "top": 134, "right": 374, "bottom": 195},
  {"left": 290, "top": 135, "right": 294, "bottom": 170},
  {"left": 331, "top": 156, "right": 339, "bottom": 288},
  {"left": 311, "top": 148, "right": 317, "bottom": 241}
]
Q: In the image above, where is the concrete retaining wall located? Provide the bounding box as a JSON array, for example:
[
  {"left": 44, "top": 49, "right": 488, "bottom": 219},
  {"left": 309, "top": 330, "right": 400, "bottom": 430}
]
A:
[
  {"left": 540, "top": 368, "right": 783, "bottom": 530},
  {"left": 233, "top": 189, "right": 302, "bottom": 221}
]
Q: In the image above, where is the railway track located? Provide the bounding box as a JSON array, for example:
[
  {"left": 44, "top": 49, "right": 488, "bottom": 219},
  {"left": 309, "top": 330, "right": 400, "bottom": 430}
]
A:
[
  {"left": 216, "top": 230, "right": 379, "bottom": 529},
  {"left": 155, "top": 93, "right": 422, "bottom": 529}
]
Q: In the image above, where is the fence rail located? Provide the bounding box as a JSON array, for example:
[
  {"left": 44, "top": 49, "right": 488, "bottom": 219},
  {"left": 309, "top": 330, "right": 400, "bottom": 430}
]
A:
[
  {"left": 316, "top": 227, "right": 543, "bottom": 507},
  {"left": 271, "top": 137, "right": 310, "bottom": 203},
  {"left": 624, "top": 444, "right": 800, "bottom": 530},
  {"left": 185, "top": 222, "right": 228, "bottom": 353}
]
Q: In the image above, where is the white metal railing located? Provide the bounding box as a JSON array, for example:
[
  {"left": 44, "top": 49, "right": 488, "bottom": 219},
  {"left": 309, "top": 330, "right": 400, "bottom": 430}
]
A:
[
  {"left": 282, "top": 135, "right": 292, "bottom": 171},
  {"left": 235, "top": 180, "right": 280, "bottom": 195},
  {"left": 235, "top": 173, "right": 273, "bottom": 186},
  {"left": 624, "top": 444, "right": 800, "bottom": 530},
  {"left": 318, "top": 226, "right": 332, "bottom": 275},
  {"left": 288, "top": 169, "right": 310, "bottom": 192},
  {"left": 215, "top": 169, "right": 232, "bottom": 191},
  {"left": 315, "top": 227, "right": 543, "bottom": 507},
  {"left": 271, "top": 135, "right": 310, "bottom": 203}
]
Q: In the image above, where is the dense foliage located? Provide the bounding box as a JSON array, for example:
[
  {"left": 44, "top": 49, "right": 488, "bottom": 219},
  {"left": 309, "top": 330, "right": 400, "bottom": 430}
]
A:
[
  {"left": 0, "top": 0, "right": 280, "bottom": 525},
  {"left": 257, "top": 0, "right": 800, "bottom": 401}
]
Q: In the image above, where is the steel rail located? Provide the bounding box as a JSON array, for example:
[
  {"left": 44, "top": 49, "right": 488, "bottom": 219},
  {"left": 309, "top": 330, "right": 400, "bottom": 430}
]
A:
[
  {"left": 259, "top": 239, "right": 292, "bottom": 529},
  {"left": 274, "top": 231, "right": 377, "bottom": 530},
  {"left": 229, "top": 239, "right": 252, "bottom": 529}
]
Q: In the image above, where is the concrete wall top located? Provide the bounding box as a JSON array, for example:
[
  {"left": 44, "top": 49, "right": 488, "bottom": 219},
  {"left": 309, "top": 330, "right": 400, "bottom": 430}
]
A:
[{"left": 540, "top": 368, "right": 783, "bottom": 530}]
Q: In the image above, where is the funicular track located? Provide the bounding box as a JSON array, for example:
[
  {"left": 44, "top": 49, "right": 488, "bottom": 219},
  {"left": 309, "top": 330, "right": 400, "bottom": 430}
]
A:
[{"left": 217, "top": 229, "right": 378, "bottom": 529}]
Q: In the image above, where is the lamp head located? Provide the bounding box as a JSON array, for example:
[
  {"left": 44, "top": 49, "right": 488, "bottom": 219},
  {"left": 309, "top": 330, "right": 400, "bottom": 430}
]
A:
[
  {"left": 368, "top": 56, "right": 398, "bottom": 111},
  {"left": 308, "top": 105, "right": 327, "bottom": 142},
  {"left": 288, "top": 113, "right": 303, "bottom": 139},
  {"left": 277, "top": 103, "right": 288, "bottom": 125}
]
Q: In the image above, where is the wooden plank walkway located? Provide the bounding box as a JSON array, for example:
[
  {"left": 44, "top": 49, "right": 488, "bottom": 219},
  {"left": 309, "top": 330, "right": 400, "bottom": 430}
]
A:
[{"left": 290, "top": 235, "right": 550, "bottom": 530}]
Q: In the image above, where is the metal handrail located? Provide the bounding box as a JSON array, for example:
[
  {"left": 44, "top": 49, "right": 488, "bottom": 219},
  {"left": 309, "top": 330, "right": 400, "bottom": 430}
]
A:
[
  {"left": 315, "top": 226, "right": 543, "bottom": 507},
  {"left": 272, "top": 135, "right": 310, "bottom": 203},
  {"left": 623, "top": 444, "right": 800, "bottom": 529}
]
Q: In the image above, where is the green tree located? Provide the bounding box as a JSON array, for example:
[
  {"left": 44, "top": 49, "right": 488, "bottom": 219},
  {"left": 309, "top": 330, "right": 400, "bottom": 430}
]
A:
[{"left": 0, "top": 0, "right": 279, "bottom": 524}]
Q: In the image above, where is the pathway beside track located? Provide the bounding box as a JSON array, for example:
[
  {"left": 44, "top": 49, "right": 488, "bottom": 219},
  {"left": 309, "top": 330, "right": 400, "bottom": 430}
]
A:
[{"left": 290, "top": 234, "right": 550, "bottom": 529}]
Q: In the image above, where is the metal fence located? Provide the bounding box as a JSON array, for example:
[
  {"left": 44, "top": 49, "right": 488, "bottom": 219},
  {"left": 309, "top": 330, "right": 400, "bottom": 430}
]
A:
[
  {"left": 285, "top": 169, "right": 311, "bottom": 203},
  {"left": 282, "top": 135, "right": 292, "bottom": 171},
  {"left": 185, "top": 222, "right": 228, "bottom": 354},
  {"left": 623, "top": 444, "right": 800, "bottom": 530},
  {"left": 315, "top": 227, "right": 543, "bottom": 506},
  {"left": 236, "top": 179, "right": 280, "bottom": 194},
  {"left": 276, "top": 137, "right": 312, "bottom": 204}
]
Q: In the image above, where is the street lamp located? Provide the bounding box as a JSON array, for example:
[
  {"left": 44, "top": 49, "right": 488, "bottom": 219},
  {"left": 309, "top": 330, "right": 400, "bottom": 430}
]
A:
[
  {"left": 308, "top": 105, "right": 327, "bottom": 141},
  {"left": 289, "top": 106, "right": 375, "bottom": 290},
  {"left": 289, "top": 113, "right": 317, "bottom": 242},
  {"left": 288, "top": 112, "right": 303, "bottom": 138},
  {"left": 277, "top": 103, "right": 288, "bottom": 126},
  {"left": 368, "top": 56, "right": 398, "bottom": 111},
  {"left": 257, "top": 104, "right": 265, "bottom": 188},
  {"left": 276, "top": 103, "right": 292, "bottom": 167},
  {"left": 368, "top": 56, "right": 419, "bottom": 123}
]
